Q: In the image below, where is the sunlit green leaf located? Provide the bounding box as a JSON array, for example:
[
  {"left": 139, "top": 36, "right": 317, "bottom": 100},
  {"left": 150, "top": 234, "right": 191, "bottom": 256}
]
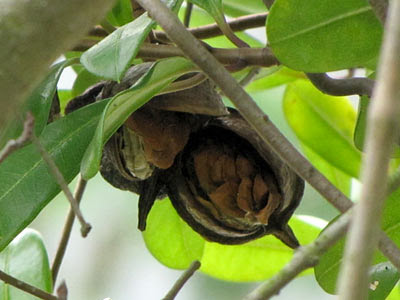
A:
[
  {"left": 387, "top": 285, "right": 400, "bottom": 300},
  {"left": 0, "top": 59, "right": 73, "bottom": 149},
  {"left": 80, "top": 58, "right": 196, "bottom": 180},
  {"left": 301, "top": 144, "right": 352, "bottom": 196},
  {"left": 267, "top": 0, "right": 383, "bottom": 72},
  {"left": 0, "top": 100, "right": 108, "bottom": 251},
  {"left": 0, "top": 229, "right": 52, "bottom": 300},
  {"left": 81, "top": 0, "right": 183, "bottom": 81},
  {"left": 200, "top": 216, "right": 321, "bottom": 281},
  {"left": 246, "top": 66, "right": 305, "bottom": 92},
  {"left": 144, "top": 194, "right": 321, "bottom": 281},
  {"left": 283, "top": 80, "right": 361, "bottom": 178},
  {"left": 142, "top": 198, "right": 205, "bottom": 269},
  {"left": 188, "top": 0, "right": 225, "bottom": 25}
]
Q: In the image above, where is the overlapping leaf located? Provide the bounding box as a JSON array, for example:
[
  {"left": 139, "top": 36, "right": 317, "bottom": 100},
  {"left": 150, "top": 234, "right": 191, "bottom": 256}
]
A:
[
  {"left": 0, "top": 229, "right": 52, "bottom": 300},
  {"left": 0, "top": 100, "right": 108, "bottom": 251},
  {"left": 81, "top": 0, "right": 183, "bottom": 81},
  {"left": 143, "top": 196, "right": 321, "bottom": 281},
  {"left": 267, "top": 0, "right": 383, "bottom": 72},
  {"left": 80, "top": 58, "right": 196, "bottom": 179},
  {"left": 283, "top": 80, "right": 361, "bottom": 178}
]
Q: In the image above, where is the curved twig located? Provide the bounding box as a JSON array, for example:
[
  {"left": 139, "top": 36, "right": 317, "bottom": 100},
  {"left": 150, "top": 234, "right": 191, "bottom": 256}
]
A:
[{"left": 306, "top": 73, "right": 374, "bottom": 97}]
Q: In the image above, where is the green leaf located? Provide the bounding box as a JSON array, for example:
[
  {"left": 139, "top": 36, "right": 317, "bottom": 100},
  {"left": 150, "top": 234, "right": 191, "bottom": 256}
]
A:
[
  {"left": 81, "top": 14, "right": 154, "bottom": 81},
  {"left": 0, "top": 100, "right": 108, "bottom": 251},
  {"left": 80, "top": 58, "right": 196, "bottom": 180},
  {"left": 267, "top": 0, "right": 383, "bottom": 72},
  {"left": 142, "top": 198, "right": 205, "bottom": 269},
  {"left": 200, "top": 216, "right": 321, "bottom": 281},
  {"left": 369, "top": 262, "right": 400, "bottom": 300},
  {"left": 246, "top": 66, "right": 305, "bottom": 92},
  {"left": 388, "top": 285, "right": 400, "bottom": 300},
  {"left": 0, "top": 229, "right": 52, "bottom": 299},
  {"left": 283, "top": 80, "right": 361, "bottom": 178},
  {"left": 0, "top": 60, "right": 73, "bottom": 149},
  {"left": 315, "top": 187, "right": 400, "bottom": 294},
  {"left": 222, "top": 0, "right": 267, "bottom": 16},
  {"left": 301, "top": 144, "right": 352, "bottom": 196},
  {"left": 144, "top": 195, "right": 321, "bottom": 281},
  {"left": 106, "top": 0, "right": 133, "bottom": 27},
  {"left": 81, "top": 0, "right": 183, "bottom": 81}
]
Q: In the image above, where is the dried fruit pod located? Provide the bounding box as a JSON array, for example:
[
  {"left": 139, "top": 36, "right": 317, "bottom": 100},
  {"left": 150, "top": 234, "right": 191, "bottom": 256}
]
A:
[{"left": 166, "top": 108, "right": 304, "bottom": 248}]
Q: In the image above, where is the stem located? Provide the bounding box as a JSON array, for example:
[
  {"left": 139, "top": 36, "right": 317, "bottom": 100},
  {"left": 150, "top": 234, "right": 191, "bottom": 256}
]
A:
[
  {"left": 162, "top": 261, "right": 201, "bottom": 300},
  {"left": 337, "top": 1, "right": 400, "bottom": 299},
  {"left": 306, "top": 73, "right": 374, "bottom": 97},
  {"left": 31, "top": 135, "right": 92, "bottom": 237},
  {"left": 244, "top": 211, "right": 351, "bottom": 300},
  {"left": 0, "top": 269, "right": 58, "bottom": 300},
  {"left": 183, "top": 2, "right": 193, "bottom": 27},
  {"left": 239, "top": 67, "right": 262, "bottom": 87},
  {"left": 51, "top": 176, "right": 88, "bottom": 284},
  {"left": 0, "top": 112, "right": 34, "bottom": 164},
  {"left": 136, "top": 0, "right": 400, "bottom": 274}
]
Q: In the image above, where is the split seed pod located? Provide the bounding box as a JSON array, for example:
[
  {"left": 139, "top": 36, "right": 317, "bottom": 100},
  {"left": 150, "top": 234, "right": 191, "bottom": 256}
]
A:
[{"left": 95, "top": 64, "right": 304, "bottom": 248}]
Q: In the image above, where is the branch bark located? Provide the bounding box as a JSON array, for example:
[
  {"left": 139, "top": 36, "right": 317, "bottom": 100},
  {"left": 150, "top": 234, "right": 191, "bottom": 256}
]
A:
[
  {"left": 337, "top": 1, "right": 400, "bottom": 299},
  {"left": 0, "top": 0, "right": 115, "bottom": 131},
  {"left": 135, "top": 0, "right": 400, "bottom": 276},
  {"left": 244, "top": 211, "right": 351, "bottom": 300}
]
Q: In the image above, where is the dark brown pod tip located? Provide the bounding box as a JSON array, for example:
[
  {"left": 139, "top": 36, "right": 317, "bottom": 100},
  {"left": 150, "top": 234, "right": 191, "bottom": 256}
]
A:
[{"left": 166, "top": 108, "right": 304, "bottom": 248}]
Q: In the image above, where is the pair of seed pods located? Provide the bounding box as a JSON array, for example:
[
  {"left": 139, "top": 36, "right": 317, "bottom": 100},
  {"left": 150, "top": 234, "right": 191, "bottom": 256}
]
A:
[{"left": 78, "top": 63, "right": 304, "bottom": 248}]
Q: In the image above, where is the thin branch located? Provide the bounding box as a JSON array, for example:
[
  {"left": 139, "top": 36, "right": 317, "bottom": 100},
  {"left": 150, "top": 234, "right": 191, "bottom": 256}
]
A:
[
  {"left": 162, "top": 261, "right": 201, "bottom": 300},
  {"left": 135, "top": 0, "right": 400, "bottom": 274},
  {"left": 183, "top": 2, "right": 193, "bottom": 27},
  {"left": 244, "top": 211, "right": 351, "bottom": 300},
  {"left": 153, "top": 12, "right": 267, "bottom": 41},
  {"left": 306, "top": 73, "right": 374, "bottom": 97},
  {"left": 31, "top": 135, "right": 92, "bottom": 237},
  {"left": 52, "top": 176, "right": 88, "bottom": 284},
  {"left": 337, "top": 1, "right": 400, "bottom": 299},
  {"left": 0, "top": 112, "right": 34, "bottom": 164},
  {"left": 0, "top": 269, "right": 58, "bottom": 300},
  {"left": 239, "top": 67, "right": 262, "bottom": 87},
  {"left": 369, "top": 0, "right": 388, "bottom": 24}
]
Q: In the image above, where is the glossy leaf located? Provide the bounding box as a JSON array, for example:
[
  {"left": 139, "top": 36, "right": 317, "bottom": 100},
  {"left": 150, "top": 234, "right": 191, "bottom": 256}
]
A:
[
  {"left": 315, "top": 187, "right": 400, "bottom": 294},
  {"left": 267, "top": 0, "right": 383, "bottom": 72},
  {"left": 81, "top": 14, "right": 154, "bottom": 81},
  {"left": 0, "top": 59, "right": 73, "bottom": 149},
  {"left": 142, "top": 198, "right": 205, "bottom": 269},
  {"left": 301, "top": 144, "right": 351, "bottom": 196},
  {"left": 106, "top": 0, "right": 133, "bottom": 27},
  {"left": 0, "top": 100, "right": 108, "bottom": 251},
  {"left": 143, "top": 196, "right": 321, "bottom": 280},
  {"left": 0, "top": 229, "right": 52, "bottom": 300},
  {"left": 283, "top": 80, "right": 361, "bottom": 178},
  {"left": 81, "top": 0, "right": 183, "bottom": 81},
  {"left": 80, "top": 58, "right": 196, "bottom": 180},
  {"left": 368, "top": 262, "right": 400, "bottom": 300}
]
